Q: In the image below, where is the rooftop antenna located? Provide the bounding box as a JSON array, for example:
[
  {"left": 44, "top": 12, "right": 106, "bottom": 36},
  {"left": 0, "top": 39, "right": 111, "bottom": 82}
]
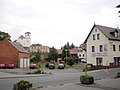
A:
[{"left": 117, "top": 24, "right": 119, "bottom": 29}]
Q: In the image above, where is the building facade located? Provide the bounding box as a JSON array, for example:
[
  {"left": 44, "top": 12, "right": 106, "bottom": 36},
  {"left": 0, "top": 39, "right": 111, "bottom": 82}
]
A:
[
  {"left": 29, "top": 44, "right": 49, "bottom": 60},
  {"left": 29, "top": 44, "right": 49, "bottom": 53},
  {"left": 16, "top": 32, "right": 31, "bottom": 47},
  {"left": 0, "top": 39, "right": 30, "bottom": 68},
  {"left": 77, "top": 43, "right": 87, "bottom": 62},
  {"left": 84, "top": 24, "right": 120, "bottom": 66}
]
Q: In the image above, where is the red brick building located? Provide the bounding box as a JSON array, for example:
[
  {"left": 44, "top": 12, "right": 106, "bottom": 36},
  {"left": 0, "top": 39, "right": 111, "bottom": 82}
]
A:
[{"left": 0, "top": 39, "right": 30, "bottom": 68}]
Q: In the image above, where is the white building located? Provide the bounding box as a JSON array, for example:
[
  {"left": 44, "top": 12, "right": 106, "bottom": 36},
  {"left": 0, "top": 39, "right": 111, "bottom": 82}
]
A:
[
  {"left": 77, "top": 43, "right": 87, "bottom": 63},
  {"left": 16, "top": 32, "right": 31, "bottom": 47},
  {"left": 84, "top": 24, "right": 120, "bottom": 66}
]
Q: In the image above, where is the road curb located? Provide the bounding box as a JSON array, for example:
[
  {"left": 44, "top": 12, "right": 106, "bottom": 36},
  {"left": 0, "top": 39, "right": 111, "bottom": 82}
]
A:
[{"left": 0, "top": 74, "right": 51, "bottom": 79}]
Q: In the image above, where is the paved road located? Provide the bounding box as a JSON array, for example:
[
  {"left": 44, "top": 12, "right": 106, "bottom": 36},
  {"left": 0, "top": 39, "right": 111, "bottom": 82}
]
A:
[{"left": 0, "top": 68, "right": 120, "bottom": 90}]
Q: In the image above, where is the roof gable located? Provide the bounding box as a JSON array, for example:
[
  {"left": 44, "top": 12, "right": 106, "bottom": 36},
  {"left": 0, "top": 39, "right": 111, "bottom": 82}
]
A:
[
  {"left": 7, "top": 39, "right": 29, "bottom": 53},
  {"left": 84, "top": 24, "right": 120, "bottom": 43}
]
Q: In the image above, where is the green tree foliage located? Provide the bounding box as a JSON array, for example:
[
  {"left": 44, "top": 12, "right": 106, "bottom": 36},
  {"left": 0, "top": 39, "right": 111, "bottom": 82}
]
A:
[
  {"left": 61, "top": 45, "right": 71, "bottom": 64},
  {"left": 30, "top": 51, "right": 41, "bottom": 64},
  {"left": 48, "top": 47, "right": 58, "bottom": 62},
  {"left": 67, "top": 57, "right": 75, "bottom": 66},
  {"left": 0, "top": 31, "right": 11, "bottom": 41}
]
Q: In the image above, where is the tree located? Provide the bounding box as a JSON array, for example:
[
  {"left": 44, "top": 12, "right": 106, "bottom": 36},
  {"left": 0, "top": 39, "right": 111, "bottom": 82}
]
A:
[
  {"left": 70, "top": 43, "right": 75, "bottom": 49},
  {"left": 48, "top": 47, "right": 58, "bottom": 62},
  {"left": 0, "top": 31, "right": 11, "bottom": 41},
  {"left": 30, "top": 51, "right": 41, "bottom": 64},
  {"left": 61, "top": 45, "right": 71, "bottom": 64},
  {"left": 116, "top": 4, "right": 120, "bottom": 17}
]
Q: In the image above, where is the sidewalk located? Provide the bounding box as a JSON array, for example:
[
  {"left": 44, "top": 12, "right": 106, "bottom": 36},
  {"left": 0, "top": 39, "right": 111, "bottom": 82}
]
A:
[
  {"left": 37, "top": 78, "right": 120, "bottom": 90},
  {"left": 0, "top": 71, "right": 49, "bottom": 79}
]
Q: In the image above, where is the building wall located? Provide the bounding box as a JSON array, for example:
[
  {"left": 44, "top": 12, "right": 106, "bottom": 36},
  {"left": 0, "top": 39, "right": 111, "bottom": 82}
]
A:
[
  {"left": 87, "top": 27, "right": 109, "bottom": 66},
  {"left": 29, "top": 44, "right": 49, "bottom": 53},
  {"left": 77, "top": 47, "right": 86, "bottom": 62},
  {"left": 19, "top": 53, "right": 30, "bottom": 68},
  {"left": 0, "top": 39, "right": 19, "bottom": 66}
]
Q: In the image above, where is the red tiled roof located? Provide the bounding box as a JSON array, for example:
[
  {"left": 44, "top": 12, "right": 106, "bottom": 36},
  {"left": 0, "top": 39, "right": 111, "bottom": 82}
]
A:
[
  {"left": 70, "top": 48, "right": 77, "bottom": 54},
  {"left": 57, "top": 48, "right": 77, "bottom": 55},
  {"left": 19, "top": 35, "right": 25, "bottom": 39},
  {"left": 57, "top": 49, "right": 62, "bottom": 54}
]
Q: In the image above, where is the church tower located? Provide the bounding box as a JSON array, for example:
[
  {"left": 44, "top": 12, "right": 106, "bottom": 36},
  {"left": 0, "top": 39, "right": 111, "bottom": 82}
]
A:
[
  {"left": 16, "top": 32, "right": 31, "bottom": 47},
  {"left": 25, "top": 32, "right": 31, "bottom": 47}
]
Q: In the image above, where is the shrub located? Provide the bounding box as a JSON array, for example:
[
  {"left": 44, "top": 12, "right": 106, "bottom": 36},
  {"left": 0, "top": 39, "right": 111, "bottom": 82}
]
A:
[
  {"left": 32, "top": 70, "right": 41, "bottom": 74},
  {"left": 13, "top": 80, "right": 32, "bottom": 90},
  {"left": 45, "top": 63, "right": 49, "bottom": 68},
  {"left": 83, "top": 67, "right": 93, "bottom": 72},
  {"left": 80, "top": 75, "right": 94, "bottom": 84},
  {"left": 17, "top": 80, "right": 29, "bottom": 86}
]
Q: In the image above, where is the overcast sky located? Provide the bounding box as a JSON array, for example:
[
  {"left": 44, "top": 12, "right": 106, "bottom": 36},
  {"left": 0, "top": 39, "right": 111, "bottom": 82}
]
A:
[{"left": 0, "top": 0, "right": 120, "bottom": 48}]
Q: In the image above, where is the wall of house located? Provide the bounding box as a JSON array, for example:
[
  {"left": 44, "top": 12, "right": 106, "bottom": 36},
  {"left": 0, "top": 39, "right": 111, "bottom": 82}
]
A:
[
  {"left": 87, "top": 27, "right": 109, "bottom": 66},
  {"left": 19, "top": 53, "right": 30, "bottom": 68},
  {"left": 0, "top": 39, "right": 19, "bottom": 66},
  {"left": 77, "top": 47, "right": 86, "bottom": 62},
  {"left": 17, "top": 33, "right": 31, "bottom": 47},
  {"left": 108, "top": 40, "right": 120, "bottom": 65}
]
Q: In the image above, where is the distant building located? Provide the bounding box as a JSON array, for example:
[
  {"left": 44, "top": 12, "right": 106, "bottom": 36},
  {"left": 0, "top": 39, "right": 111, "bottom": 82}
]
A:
[
  {"left": 0, "top": 39, "right": 30, "bottom": 68},
  {"left": 77, "top": 43, "right": 87, "bottom": 63},
  {"left": 15, "top": 32, "right": 31, "bottom": 48},
  {"left": 84, "top": 24, "right": 120, "bottom": 66},
  {"left": 29, "top": 44, "right": 49, "bottom": 60},
  {"left": 29, "top": 44, "right": 49, "bottom": 53},
  {"left": 57, "top": 48, "right": 78, "bottom": 63}
]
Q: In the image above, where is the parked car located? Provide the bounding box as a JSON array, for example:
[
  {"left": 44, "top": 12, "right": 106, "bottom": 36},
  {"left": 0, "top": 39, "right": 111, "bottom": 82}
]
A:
[
  {"left": 58, "top": 63, "right": 64, "bottom": 69},
  {"left": 49, "top": 64, "right": 55, "bottom": 69},
  {"left": 8, "top": 64, "right": 16, "bottom": 69},
  {"left": 0, "top": 64, "right": 8, "bottom": 69},
  {"left": 30, "top": 64, "right": 37, "bottom": 69}
]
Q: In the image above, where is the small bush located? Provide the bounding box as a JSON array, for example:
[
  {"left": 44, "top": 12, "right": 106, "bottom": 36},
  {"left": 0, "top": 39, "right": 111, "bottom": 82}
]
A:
[
  {"left": 83, "top": 67, "right": 93, "bottom": 72},
  {"left": 13, "top": 80, "right": 32, "bottom": 90},
  {"left": 45, "top": 63, "right": 49, "bottom": 68},
  {"left": 80, "top": 75, "right": 94, "bottom": 84},
  {"left": 17, "top": 80, "right": 29, "bottom": 86},
  {"left": 32, "top": 70, "right": 41, "bottom": 74}
]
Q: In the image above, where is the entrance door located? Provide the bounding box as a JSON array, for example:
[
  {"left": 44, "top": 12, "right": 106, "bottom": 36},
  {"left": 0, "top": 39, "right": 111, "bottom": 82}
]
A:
[
  {"left": 20, "top": 58, "right": 23, "bottom": 68},
  {"left": 96, "top": 58, "right": 103, "bottom": 66}
]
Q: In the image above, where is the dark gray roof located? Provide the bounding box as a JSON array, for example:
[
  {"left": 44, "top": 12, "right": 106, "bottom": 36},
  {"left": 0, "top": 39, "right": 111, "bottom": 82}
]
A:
[
  {"left": 8, "top": 40, "right": 29, "bottom": 53},
  {"left": 96, "top": 25, "right": 120, "bottom": 41},
  {"left": 84, "top": 24, "right": 120, "bottom": 43}
]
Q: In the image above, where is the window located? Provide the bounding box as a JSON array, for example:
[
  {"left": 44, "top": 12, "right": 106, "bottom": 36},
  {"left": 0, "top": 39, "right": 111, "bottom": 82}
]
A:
[
  {"left": 79, "top": 54, "right": 81, "bottom": 57},
  {"left": 99, "top": 45, "right": 103, "bottom": 52},
  {"left": 93, "top": 34, "right": 95, "bottom": 40},
  {"left": 83, "top": 54, "right": 84, "bottom": 57},
  {"left": 95, "top": 29, "right": 97, "bottom": 32},
  {"left": 113, "top": 45, "right": 116, "bottom": 51},
  {"left": 97, "top": 33, "right": 100, "bottom": 40},
  {"left": 92, "top": 46, "right": 95, "bottom": 52}
]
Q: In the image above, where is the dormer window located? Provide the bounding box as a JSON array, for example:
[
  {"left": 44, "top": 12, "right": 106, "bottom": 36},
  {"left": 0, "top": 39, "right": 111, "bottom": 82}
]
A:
[
  {"left": 114, "top": 30, "right": 118, "bottom": 38},
  {"left": 110, "top": 29, "right": 118, "bottom": 38}
]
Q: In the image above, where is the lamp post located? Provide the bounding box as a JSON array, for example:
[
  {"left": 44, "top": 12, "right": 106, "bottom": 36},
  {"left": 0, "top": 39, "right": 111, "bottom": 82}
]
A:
[{"left": 65, "top": 49, "right": 68, "bottom": 64}]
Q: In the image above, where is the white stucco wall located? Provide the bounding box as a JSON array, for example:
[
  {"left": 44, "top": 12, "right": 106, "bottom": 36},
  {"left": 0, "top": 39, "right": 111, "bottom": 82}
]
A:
[{"left": 87, "top": 27, "right": 109, "bottom": 66}]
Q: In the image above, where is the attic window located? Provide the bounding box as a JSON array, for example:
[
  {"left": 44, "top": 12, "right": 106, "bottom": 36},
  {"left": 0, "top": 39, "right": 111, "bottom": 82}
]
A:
[
  {"left": 95, "top": 29, "right": 97, "bottom": 32},
  {"left": 93, "top": 34, "right": 95, "bottom": 40}
]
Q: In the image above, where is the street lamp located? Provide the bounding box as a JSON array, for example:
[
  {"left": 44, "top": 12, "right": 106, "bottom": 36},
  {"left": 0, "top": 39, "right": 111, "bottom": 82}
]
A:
[{"left": 65, "top": 49, "right": 68, "bottom": 64}]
